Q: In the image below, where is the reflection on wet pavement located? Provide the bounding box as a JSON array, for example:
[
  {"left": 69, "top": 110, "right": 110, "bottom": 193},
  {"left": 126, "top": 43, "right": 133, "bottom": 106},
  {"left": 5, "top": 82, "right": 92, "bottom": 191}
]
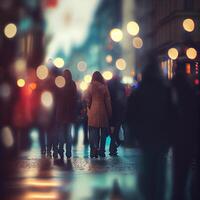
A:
[{"left": 1, "top": 131, "right": 144, "bottom": 200}]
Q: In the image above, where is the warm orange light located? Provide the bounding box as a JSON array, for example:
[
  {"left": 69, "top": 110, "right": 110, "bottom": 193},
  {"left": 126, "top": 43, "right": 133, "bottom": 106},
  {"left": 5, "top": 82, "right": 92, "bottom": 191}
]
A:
[
  {"left": 55, "top": 76, "right": 66, "bottom": 88},
  {"left": 105, "top": 55, "right": 113, "bottom": 63},
  {"left": 168, "top": 48, "right": 179, "bottom": 60},
  {"left": 24, "top": 179, "right": 61, "bottom": 187},
  {"left": 186, "top": 48, "right": 197, "bottom": 60},
  {"left": 41, "top": 91, "right": 53, "bottom": 108},
  {"left": 102, "top": 71, "right": 113, "bottom": 80},
  {"left": 79, "top": 81, "right": 88, "bottom": 91},
  {"left": 29, "top": 83, "right": 37, "bottom": 90},
  {"left": 25, "top": 192, "right": 58, "bottom": 199},
  {"left": 4, "top": 23, "right": 17, "bottom": 38},
  {"left": 116, "top": 58, "right": 126, "bottom": 70},
  {"left": 186, "top": 63, "right": 191, "bottom": 74},
  {"left": 17, "top": 79, "right": 25, "bottom": 87},
  {"left": 183, "top": 18, "right": 195, "bottom": 32},
  {"left": 84, "top": 74, "right": 92, "bottom": 83},
  {"left": 36, "top": 65, "right": 49, "bottom": 80},
  {"left": 133, "top": 37, "right": 143, "bottom": 49},
  {"left": 53, "top": 57, "right": 64, "bottom": 68}
]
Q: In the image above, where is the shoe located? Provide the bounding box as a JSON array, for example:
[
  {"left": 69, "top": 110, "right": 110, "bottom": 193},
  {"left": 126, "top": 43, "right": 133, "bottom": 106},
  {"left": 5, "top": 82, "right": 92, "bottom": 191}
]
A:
[
  {"left": 41, "top": 150, "right": 46, "bottom": 155},
  {"left": 67, "top": 156, "right": 71, "bottom": 160},
  {"left": 109, "top": 152, "right": 118, "bottom": 157},
  {"left": 58, "top": 152, "right": 64, "bottom": 160},
  {"left": 99, "top": 153, "right": 106, "bottom": 158},
  {"left": 53, "top": 153, "right": 58, "bottom": 159},
  {"left": 47, "top": 152, "right": 52, "bottom": 158}
]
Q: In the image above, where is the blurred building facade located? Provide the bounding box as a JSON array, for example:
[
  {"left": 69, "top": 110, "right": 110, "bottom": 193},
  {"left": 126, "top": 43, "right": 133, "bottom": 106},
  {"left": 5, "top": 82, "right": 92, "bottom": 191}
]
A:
[{"left": 134, "top": 0, "right": 200, "bottom": 83}]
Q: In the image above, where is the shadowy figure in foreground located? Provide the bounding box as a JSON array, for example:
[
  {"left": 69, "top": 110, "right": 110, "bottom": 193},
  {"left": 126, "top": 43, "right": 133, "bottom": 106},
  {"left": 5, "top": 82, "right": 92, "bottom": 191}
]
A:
[
  {"left": 127, "top": 60, "right": 175, "bottom": 200},
  {"left": 171, "top": 65, "right": 198, "bottom": 200}
]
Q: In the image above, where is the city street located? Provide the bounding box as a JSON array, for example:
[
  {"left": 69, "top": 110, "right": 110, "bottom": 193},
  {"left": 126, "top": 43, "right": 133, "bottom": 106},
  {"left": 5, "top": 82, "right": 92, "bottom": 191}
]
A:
[{"left": 1, "top": 131, "right": 144, "bottom": 200}]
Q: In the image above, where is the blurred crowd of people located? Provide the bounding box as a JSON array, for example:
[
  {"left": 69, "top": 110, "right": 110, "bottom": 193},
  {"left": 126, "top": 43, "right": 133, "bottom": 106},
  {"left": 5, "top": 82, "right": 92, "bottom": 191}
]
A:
[{"left": 1, "top": 58, "right": 200, "bottom": 200}]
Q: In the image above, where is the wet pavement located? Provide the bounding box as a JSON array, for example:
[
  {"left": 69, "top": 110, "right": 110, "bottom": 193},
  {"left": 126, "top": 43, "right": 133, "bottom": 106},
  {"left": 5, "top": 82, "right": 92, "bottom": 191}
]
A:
[{"left": 1, "top": 130, "right": 144, "bottom": 200}]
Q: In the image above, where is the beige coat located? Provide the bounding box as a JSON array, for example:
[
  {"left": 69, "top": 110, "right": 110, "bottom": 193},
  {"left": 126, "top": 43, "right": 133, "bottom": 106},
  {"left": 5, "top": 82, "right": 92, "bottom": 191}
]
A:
[{"left": 85, "top": 81, "right": 112, "bottom": 128}]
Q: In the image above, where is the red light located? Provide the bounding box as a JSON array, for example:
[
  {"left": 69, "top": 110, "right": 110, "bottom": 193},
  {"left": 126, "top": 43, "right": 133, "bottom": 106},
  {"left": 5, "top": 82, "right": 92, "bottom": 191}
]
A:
[
  {"left": 45, "top": 0, "right": 58, "bottom": 8},
  {"left": 195, "top": 79, "right": 199, "bottom": 85}
]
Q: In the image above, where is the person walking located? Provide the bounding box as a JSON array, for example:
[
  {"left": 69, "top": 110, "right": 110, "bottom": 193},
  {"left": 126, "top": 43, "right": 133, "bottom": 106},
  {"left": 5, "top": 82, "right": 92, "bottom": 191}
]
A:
[
  {"left": 85, "top": 71, "right": 112, "bottom": 158},
  {"left": 56, "top": 69, "right": 78, "bottom": 160},
  {"left": 171, "top": 65, "right": 198, "bottom": 200},
  {"left": 127, "top": 59, "right": 175, "bottom": 200},
  {"left": 108, "top": 73, "right": 126, "bottom": 156}
]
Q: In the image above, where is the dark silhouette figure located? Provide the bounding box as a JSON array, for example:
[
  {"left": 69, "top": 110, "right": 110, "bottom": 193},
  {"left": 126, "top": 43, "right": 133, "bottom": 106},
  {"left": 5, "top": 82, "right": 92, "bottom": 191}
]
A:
[
  {"left": 108, "top": 74, "right": 126, "bottom": 156},
  {"left": 127, "top": 61, "right": 175, "bottom": 200},
  {"left": 73, "top": 91, "right": 89, "bottom": 145},
  {"left": 171, "top": 68, "right": 198, "bottom": 200},
  {"left": 56, "top": 69, "right": 78, "bottom": 159}
]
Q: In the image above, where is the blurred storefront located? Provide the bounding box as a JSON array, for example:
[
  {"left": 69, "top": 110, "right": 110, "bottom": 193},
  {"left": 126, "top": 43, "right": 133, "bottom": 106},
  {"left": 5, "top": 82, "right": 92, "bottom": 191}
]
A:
[{"left": 134, "top": 0, "right": 200, "bottom": 85}]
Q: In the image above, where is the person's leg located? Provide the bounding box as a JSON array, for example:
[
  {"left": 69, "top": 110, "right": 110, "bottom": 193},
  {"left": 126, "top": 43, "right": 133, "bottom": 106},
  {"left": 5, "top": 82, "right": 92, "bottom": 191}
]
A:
[
  {"left": 83, "top": 119, "right": 89, "bottom": 145},
  {"left": 38, "top": 126, "right": 46, "bottom": 155},
  {"left": 47, "top": 125, "right": 54, "bottom": 157},
  {"left": 65, "top": 123, "right": 72, "bottom": 158},
  {"left": 109, "top": 125, "right": 120, "bottom": 156},
  {"left": 99, "top": 128, "right": 108, "bottom": 157},
  {"left": 89, "top": 127, "right": 99, "bottom": 158},
  {"left": 172, "top": 148, "right": 191, "bottom": 200},
  {"left": 73, "top": 123, "right": 79, "bottom": 145},
  {"left": 58, "top": 124, "right": 65, "bottom": 159}
]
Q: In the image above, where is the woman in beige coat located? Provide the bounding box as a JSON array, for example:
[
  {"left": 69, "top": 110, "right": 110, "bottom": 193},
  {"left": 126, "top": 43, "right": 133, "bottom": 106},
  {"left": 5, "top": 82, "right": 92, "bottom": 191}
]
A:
[{"left": 85, "top": 71, "right": 112, "bottom": 158}]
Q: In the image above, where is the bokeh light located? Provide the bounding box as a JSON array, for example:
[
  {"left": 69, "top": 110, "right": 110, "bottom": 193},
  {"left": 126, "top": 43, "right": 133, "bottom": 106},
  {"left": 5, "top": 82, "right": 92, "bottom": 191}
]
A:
[
  {"left": 79, "top": 81, "right": 89, "bottom": 91},
  {"left": 186, "top": 48, "right": 197, "bottom": 60},
  {"left": 183, "top": 18, "right": 195, "bottom": 32},
  {"left": 122, "top": 76, "right": 134, "bottom": 84},
  {"left": 29, "top": 82, "right": 37, "bottom": 90},
  {"left": 14, "top": 58, "right": 27, "bottom": 75},
  {"left": 41, "top": 91, "right": 53, "bottom": 108},
  {"left": 127, "top": 21, "right": 140, "bottom": 36},
  {"left": 168, "top": 48, "right": 179, "bottom": 60},
  {"left": 102, "top": 71, "right": 113, "bottom": 80},
  {"left": 55, "top": 76, "right": 66, "bottom": 88},
  {"left": 116, "top": 58, "right": 126, "bottom": 70},
  {"left": 17, "top": 79, "right": 25, "bottom": 87},
  {"left": 84, "top": 74, "right": 92, "bottom": 83},
  {"left": 1, "top": 126, "right": 14, "bottom": 148},
  {"left": 53, "top": 57, "right": 65, "bottom": 68},
  {"left": 110, "top": 28, "right": 123, "bottom": 42},
  {"left": 4, "top": 23, "right": 17, "bottom": 38},
  {"left": 133, "top": 37, "right": 143, "bottom": 49},
  {"left": 105, "top": 55, "right": 113, "bottom": 63},
  {"left": 77, "top": 61, "right": 87, "bottom": 72},
  {"left": 0, "top": 83, "right": 11, "bottom": 99},
  {"left": 36, "top": 65, "right": 49, "bottom": 80}
]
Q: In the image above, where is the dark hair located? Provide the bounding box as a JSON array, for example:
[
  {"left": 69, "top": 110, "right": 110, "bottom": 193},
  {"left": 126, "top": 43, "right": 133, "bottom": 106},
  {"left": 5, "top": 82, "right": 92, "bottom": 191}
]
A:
[
  {"left": 63, "top": 69, "right": 72, "bottom": 81},
  {"left": 92, "top": 71, "right": 105, "bottom": 84}
]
